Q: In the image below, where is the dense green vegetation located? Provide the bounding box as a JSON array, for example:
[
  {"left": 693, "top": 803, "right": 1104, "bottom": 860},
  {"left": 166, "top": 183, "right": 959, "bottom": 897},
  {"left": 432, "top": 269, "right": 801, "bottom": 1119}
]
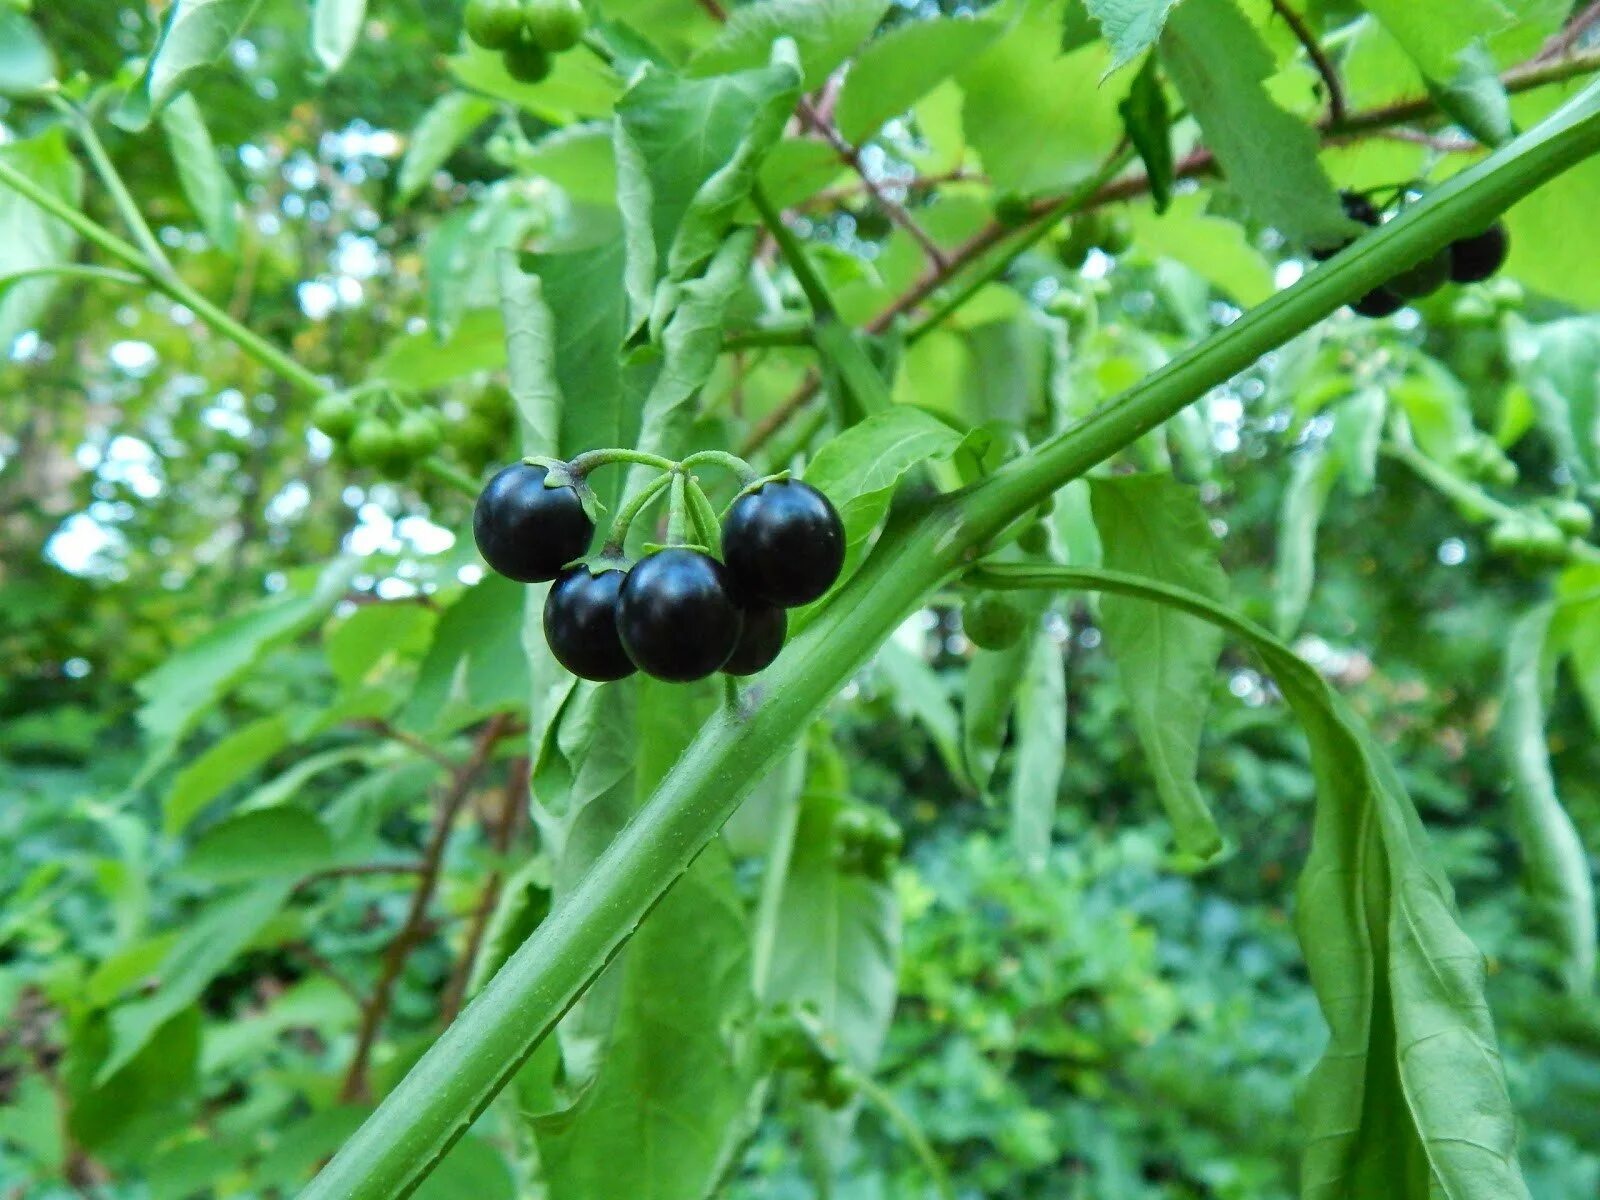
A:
[{"left": 3, "top": 1, "right": 1600, "bottom": 1197}]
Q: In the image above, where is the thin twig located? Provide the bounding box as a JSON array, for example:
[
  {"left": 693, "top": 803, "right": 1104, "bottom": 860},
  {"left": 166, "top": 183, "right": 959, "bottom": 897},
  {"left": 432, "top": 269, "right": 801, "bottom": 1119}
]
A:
[
  {"left": 1539, "top": 0, "right": 1600, "bottom": 61},
  {"left": 1269, "top": 0, "right": 1346, "bottom": 123},
  {"left": 340, "top": 714, "right": 513, "bottom": 1103},
  {"left": 296, "top": 861, "right": 429, "bottom": 890},
  {"left": 288, "top": 940, "right": 366, "bottom": 1006},
  {"left": 354, "top": 718, "right": 461, "bottom": 774}
]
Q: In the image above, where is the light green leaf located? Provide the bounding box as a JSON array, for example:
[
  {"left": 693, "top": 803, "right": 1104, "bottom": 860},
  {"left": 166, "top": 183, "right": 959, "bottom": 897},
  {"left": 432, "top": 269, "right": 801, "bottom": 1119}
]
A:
[
  {"left": 164, "top": 714, "right": 291, "bottom": 833},
  {"left": 615, "top": 52, "right": 801, "bottom": 325},
  {"left": 182, "top": 807, "right": 337, "bottom": 884},
  {"left": 1503, "top": 607, "right": 1596, "bottom": 995},
  {"left": 689, "top": 0, "right": 890, "bottom": 89},
  {"left": 1090, "top": 475, "right": 1227, "bottom": 861},
  {"left": 101, "top": 882, "right": 293, "bottom": 1083},
  {"left": 874, "top": 640, "right": 969, "bottom": 789},
  {"left": 402, "top": 577, "right": 532, "bottom": 735},
  {"left": 396, "top": 92, "right": 496, "bottom": 206},
  {"left": 143, "top": 0, "right": 266, "bottom": 115},
  {"left": 0, "top": 130, "right": 84, "bottom": 350},
  {"left": 963, "top": 594, "right": 1049, "bottom": 790},
  {"left": 371, "top": 308, "right": 507, "bottom": 388},
  {"left": 512, "top": 122, "right": 619, "bottom": 206},
  {"left": 133, "top": 559, "right": 357, "bottom": 784},
  {"left": 835, "top": 13, "right": 1006, "bottom": 144},
  {"left": 1085, "top": 0, "right": 1183, "bottom": 70},
  {"left": 1008, "top": 629, "right": 1066, "bottom": 874},
  {"left": 0, "top": 9, "right": 55, "bottom": 97},
  {"left": 1272, "top": 440, "right": 1340, "bottom": 639},
  {"left": 158, "top": 92, "right": 241, "bottom": 255},
  {"left": 325, "top": 601, "right": 438, "bottom": 690},
  {"left": 1504, "top": 315, "right": 1600, "bottom": 484},
  {"left": 312, "top": 0, "right": 367, "bottom": 72},
  {"left": 448, "top": 41, "right": 622, "bottom": 122},
  {"left": 960, "top": 1, "right": 1125, "bottom": 196},
  {"left": 1161, "top": 0, "right": 1352, "bottom": 248},
  {"left": 1127, "top": 192, "right": 1275, "bottom": 306},
  {"left": 1357, "top": 0, "right": 1511, "bottom": 82}
]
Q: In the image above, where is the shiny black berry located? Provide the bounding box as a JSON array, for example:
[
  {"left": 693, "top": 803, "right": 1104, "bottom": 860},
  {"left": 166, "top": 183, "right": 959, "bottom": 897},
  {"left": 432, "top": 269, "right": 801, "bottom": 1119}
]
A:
[
  {"left": 1387, "top": 248, "right": 1451, "bottom": 300},
  {"left": 618, "top": 549, "right": 743, "bottom": 682},
  {"left": 473, "top": 462, "right": 593, "bottom": 583},
  {"left": 723, "top": 605, "right": 786, "bottom": 676},
  {"left": 1352, "top": 287, "right": 1405, "bottom": 318},
  {"left": 722, "top": 480, "right": 846, "bottom": 608},
  {"left": 544, "top": 565, "right": 635, "bottom": 682},
  {"left": 1312, "top": 191, "right": 1381, "bottom": 261},
  {"left": 1449, "top": 222, "right": 1509, "bottom": 283}
]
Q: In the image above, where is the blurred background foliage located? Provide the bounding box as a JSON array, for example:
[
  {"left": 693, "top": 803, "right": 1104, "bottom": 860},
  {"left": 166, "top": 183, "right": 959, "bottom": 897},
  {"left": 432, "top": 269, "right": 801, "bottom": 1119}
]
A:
[{"left": 3, "top": 0, "right": 1600, "bottom": 1197}]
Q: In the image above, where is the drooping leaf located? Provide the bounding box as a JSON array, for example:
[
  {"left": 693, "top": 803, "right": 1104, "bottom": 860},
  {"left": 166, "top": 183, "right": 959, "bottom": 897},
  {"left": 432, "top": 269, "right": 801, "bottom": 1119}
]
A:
[
  {"left": 311, "top": 0, "right": 367, "bottom": 72},
  {"left": 1272, "top": 439, "right": 1340, "bottom": 639},
  {"left": 1008, "top": 629, "right": 1067, "bottom": 874},
  {"left": 1089, "top": 475, "right": 1226, "bottom": 861},
  {"left": 1504, "top": 315, "right": 1600, "bottom": 484},
  {"left": 0, "top": 129, "right": 84, "bottom": 350},
  {"left": 1161, "top": 0, "right": 1353, "bottom": 249},
  {"left": 874, "top": 639, "right": 970, "bottom": 789},
  {"left": 1503, "top": 606, "right": 1597, "bottom": 995},
  {"left": 1119, "top": 53, "right": 1174, "bottom": 212},
  {"left": 835, "top": 12, "right": 1007, "bottom": 144},
  {"left": 164, "top": 714, "right": 291, "bottom": 833},
  {"left": 66, "top": 1009, "right": 201, "bottom": 1163},
  {"left": 1356, "top": 0, "right": 1511, "bottom": 82},
  {"left": 158, "top": 92, "right": 241, "bottom": 255},
  {"left": 690, "top": 0, "right": 890, "bottom": 89},
  {"left": 1426, "top": 43, "right": 1515, "bottom": 147},
  {"left": 396, "top": 92, "right": 497, "bottom": 206},
  {"left": 0, "top": 9, "right": 55, "bottom": 97},
  {"left": 142, "top": 0, "right": 267, "bottom": 117},
  {"left": 1085, "top": 0, "right": 1184, "bottom": 71}
]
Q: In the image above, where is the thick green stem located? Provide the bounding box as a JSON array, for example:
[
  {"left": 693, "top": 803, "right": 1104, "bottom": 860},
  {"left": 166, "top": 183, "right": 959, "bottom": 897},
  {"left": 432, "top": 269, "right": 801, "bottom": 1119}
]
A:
[
  {"left": 568, "top": 447, "right": 678, "bottom": 476},
  {"left": 297, "top": 76, "right": 1600, "bottom": 1200}
]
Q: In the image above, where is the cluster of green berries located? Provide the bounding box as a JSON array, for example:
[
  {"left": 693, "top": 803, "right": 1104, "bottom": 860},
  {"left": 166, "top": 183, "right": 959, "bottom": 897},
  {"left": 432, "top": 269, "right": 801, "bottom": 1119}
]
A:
[
  {"left": 473, "top": 456, "right": 846, "bottom": 685},
  {"left": 1055, "top": 209, "right": 1134, "bottom": 269},
  {"left": 465, "top": 0, "right": 587, "bottom": 84},
  {"left": 833, "top": 805, "right": 903, "bottom": 882},
  {"left": 311, "top": 389, "right": 445, "bottom": 479},
  {"left": 762, "top": 1010, "right": 859, "bottom": 1111},
  {"left": 1315, "top": 192, "right": 1511, "bottom": 318},
  {"left": 1488, "top": 498, "right": 1593, "bottom": 564}
]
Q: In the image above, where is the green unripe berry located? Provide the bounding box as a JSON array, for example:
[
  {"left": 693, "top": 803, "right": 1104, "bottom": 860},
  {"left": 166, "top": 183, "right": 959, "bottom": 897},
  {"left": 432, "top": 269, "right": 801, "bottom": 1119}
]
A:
[
  {"left": 454, "top": 411, "right": 502, "bottom": 455},
  {"left": 1549, "top": 500, "right": 1593, "bottom": 538},
  {"left": 396, "top": 408, "right": 444, "bottom": 458},
  {"left": 963, "top": 592, "right": 1029, "bottom": 651},
  {"left": 1097, "top": 212, "right": 1134, "bottom": 255},
  {"left": 464, "top": 0, "right": 526, "bottom": 50},
  {"left": 1017, "top": 522, "right": 1052, "bottom": 556},
  {"left": 311, "top": 391, "right": 361, "bottom": 441},
  {"left": 502, "top": 38, "right": 553, "bottom": 84},
  {"left": 348, "top": 417, "right": 401, "bottom": 468},
  {"left": 523, "top": 0, "right": 588, "bottom": 52}
]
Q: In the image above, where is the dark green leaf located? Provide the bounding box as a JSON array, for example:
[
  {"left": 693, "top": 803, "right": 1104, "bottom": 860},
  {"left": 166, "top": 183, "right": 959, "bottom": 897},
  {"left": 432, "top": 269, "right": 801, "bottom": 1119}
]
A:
[
  {"left": 1118, "top": 53, "right": 1173, "bottom": 212},
  {"left": 158, "top": 92, "right": 242, "bottom": 255}
]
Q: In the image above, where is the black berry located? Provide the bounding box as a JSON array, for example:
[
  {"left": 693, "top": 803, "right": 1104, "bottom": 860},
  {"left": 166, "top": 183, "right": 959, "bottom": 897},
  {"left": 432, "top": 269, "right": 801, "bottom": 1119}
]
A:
[
  {"left": 618, "top": 548, "right": 743, "bottom": 682},
  {"left": 1449, "top": 222, "right": 1509, "bottom": 283},
  {"left": 723, "top": 604, "right": 786, "bottom": 676},
  {"left": 544, "top": 565, "right": 635, "bottom": 682},
  {"left": 473, "top": 462, "right": 593, "bottom": 583},
  {"left": 1312, "top": 191, "right": 1381, "bottom": 261},
  {"left": 1387, "top": 249, "right": 1450, "bottom": 300},
  {"left": 722, "top": 480, "right": 845, "bottom": 608},
  {"left": 1352, "top": 287, "right": 1405, "bottom": 318}
]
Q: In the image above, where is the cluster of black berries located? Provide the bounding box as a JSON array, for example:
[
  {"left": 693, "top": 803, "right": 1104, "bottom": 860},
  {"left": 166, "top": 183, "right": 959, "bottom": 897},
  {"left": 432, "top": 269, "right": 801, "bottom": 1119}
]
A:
[
  {"left": 464, "top": 0, "right": 587, "bottom": 84},
  {"left": 1315, "top": 192, "right": 1510, "bottom": 318},
  {"left": 473, "top": 460, "right": 845, "bottom": 684}
]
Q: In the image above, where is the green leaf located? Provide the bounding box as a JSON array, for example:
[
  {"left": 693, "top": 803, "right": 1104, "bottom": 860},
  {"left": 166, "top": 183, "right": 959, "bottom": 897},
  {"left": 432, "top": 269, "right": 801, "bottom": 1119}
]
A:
[
  {"left": 973, "top": 563, "right": 1533, "bottom": 1199},
  {"left": 689, "top": 0, "right": 890, "bottom": 89},
  {"left": 615, "top": 52, "right": 801, "bottom": 325},
  {"left": 66, "top": 1009, "right": 201, "bottom": 1163},
  {"left": 1085, "top": 0, "right": 1184, "bottom": 71},
  {"left": 1008, "top": 629, "right": 1067, "bottom": 874},
  {"left": 1357, "top": 0, "right": 1511, "bottom": 82},
  {"left": 1272, "top": 439, "right": 1340, "bottom": 639},
  {"left": 512, "top": 122, "right": 619, "bottom": 206},
  {"left": 0, "top": 9, "right": 55, "bottom": 97},
  {"left": 164, "top": 714, "right": 291, "bottom": 833},
  {"left": 963, "top": 594, "right": 1049, "bottom": 790},
  {"left": 959, "top": 0, "right": 1126, "bottom": 197},
  {"left": 133, "top": 559, "right": 357, "bottom": 785},
  {"left": 158, "top": 92, "right": 241, "bottom": 255},
  {"left": 371, "top": 308, "right": 507, "bottom": 388},
  {"left": 1127, "top": 192, "right": 1275, "bottom": 306},
  {"left": 448, "top": 41, "right": 622, "bottom": 122},
  {"left": 1504, "top": 315, "right": 1600, "bottom": 484},
  {"left": 835, "top": 12, "right": 1006, "bottom": 144},
  {"left": 402, "top": 577, "right": 532, "bottom": 735},
  {"left": 874, "top": 640, "right": 969, "bottom": 790},
  {"left": 396, "top": 92, "right": 496, "bottom": 206},
  {"left": 100, "top": 882, "right": 293, "bottom": 1083},
  {"left": 467, "top": 857, "right": 553, "bottom": 998},
  {"left": 142, "top": 0, "right": 266, "bottom": 116},
  {"left": 1161, "top": 0, "right": 1353, "bottom": 248},
  {"left": 1426, "top": 44, "right": 1515, "bottom": 147},
  {"left": 1119, "top": 53, "right": 1174, "bottom": 212},
  {"left": 182, "top": 808, "right": 338, "bottom": 884},
  {"left": 1503, "top": 607, "right": 1596, "bottom": 995},
  {"left": 312, "top": 0, "right": 367, "bottom": 72},
  {"left": 1089, "top": 475, "right": 1227, "bottom": 861},
  {"left": 325, "top": 601, "right": 438, "bottom": 690},
  {"left": 0, "top": 129, "right": 84, "bottom": 350}
]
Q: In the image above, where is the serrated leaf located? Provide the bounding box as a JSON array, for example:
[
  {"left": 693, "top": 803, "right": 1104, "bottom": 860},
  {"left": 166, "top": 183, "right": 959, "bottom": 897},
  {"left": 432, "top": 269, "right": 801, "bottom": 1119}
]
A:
[
  {"left": 0, "top": 130, "right": 83, "bottom": 348},
  {"left": 158, "top": 92, "right": 241, "bottom": 255},
  {"left": 312, "top": 0, "right": 367, "bottom": 72},
  {"left": 835, "top": 13, "right": 1006, "bottom": 144},
  {"left": 143, "top": 0, "right": 265, "bottom": 116},
  {"left": 1085, "top": 0, "right": 1183, "bottom": 70},
  {"left": 1089, "top": 475, "right": 1226, "bottom": 861},
  {"left": 1503, "top": 607, "right": 1596, "bottom": 996},
  {"left": 1161, "top": 0, "right": 1352, "bottom": 248},
  {"left": 0, "top": 9, "right": 55, "bottom": 97},
  {"left": 396, "top": 92, "right": 496, "bottom": 206},
  {"left": 689, "top": 0, "right": 890, "bottom": 89}
]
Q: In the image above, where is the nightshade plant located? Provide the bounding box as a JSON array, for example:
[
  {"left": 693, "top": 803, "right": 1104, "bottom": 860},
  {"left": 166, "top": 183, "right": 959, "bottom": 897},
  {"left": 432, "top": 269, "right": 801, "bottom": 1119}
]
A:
[{"left": 4, "top": 2, "right": 1600, "bottom": 1199}]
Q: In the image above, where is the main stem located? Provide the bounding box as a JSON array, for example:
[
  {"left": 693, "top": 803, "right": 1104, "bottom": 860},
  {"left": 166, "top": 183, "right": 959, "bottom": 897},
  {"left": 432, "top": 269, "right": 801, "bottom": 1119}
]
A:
[{"left": 297, "top": 76, "right": 1600, "bottom": 1200}]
